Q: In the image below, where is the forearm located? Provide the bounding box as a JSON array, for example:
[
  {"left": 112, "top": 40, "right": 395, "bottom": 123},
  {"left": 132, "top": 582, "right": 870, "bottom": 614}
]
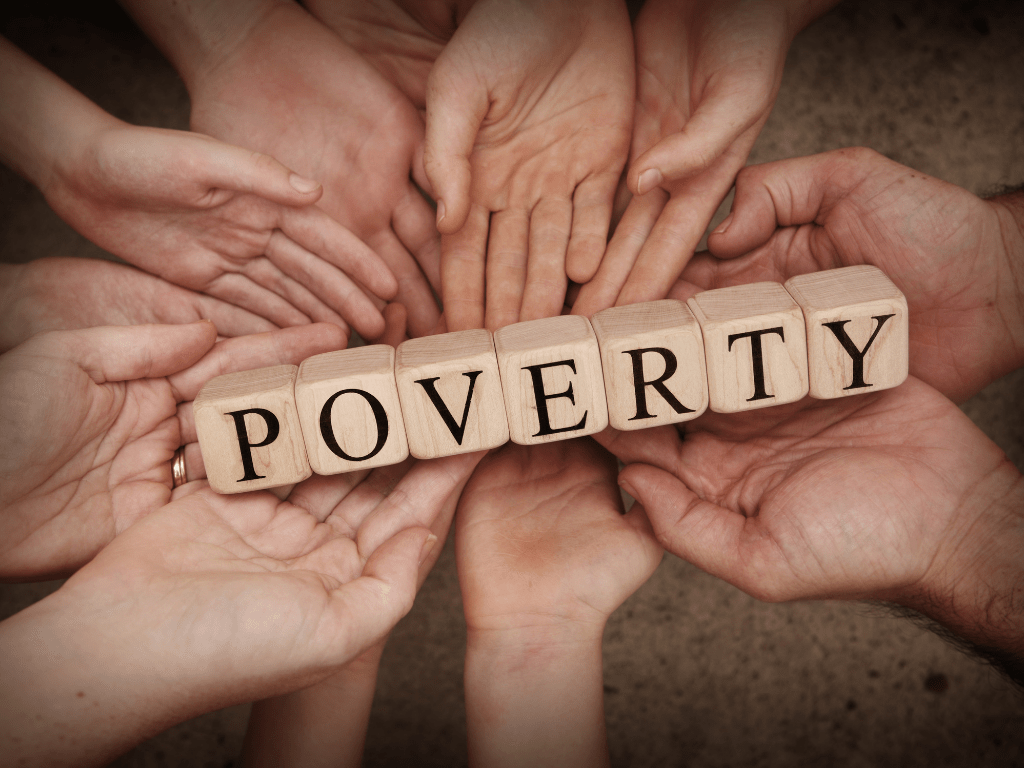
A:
[
  {"left": 239, "top": 644, "right": 384, "bottom": 768},
  {"left": 0, "top": 37, "right": 115, "bottom": 190},
  {"left": 116, "top": 0, "right": 285, "bottom": 91},
  {"left": 464, "top": 626, "right": 609, "bottom": 768}
]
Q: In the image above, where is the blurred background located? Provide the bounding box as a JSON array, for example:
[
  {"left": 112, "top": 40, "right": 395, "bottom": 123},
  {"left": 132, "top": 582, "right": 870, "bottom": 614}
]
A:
[{"left": 1, "top": 0, "right": 1022, "bottom": 765}]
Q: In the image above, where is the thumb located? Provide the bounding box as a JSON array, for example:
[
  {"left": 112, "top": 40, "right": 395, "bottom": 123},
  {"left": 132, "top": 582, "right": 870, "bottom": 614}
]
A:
[
  {"left": 321, "top": 527, "right": 436, "bottom": 663},
  {"left": 194, "top": 135, "right": 324, "bottom": 206},
  {"left": 51, "top": 322, "right": 218, "bottom": 385},
  {"left": 423, "top": 61, "right": 489, "bottom": 234}
]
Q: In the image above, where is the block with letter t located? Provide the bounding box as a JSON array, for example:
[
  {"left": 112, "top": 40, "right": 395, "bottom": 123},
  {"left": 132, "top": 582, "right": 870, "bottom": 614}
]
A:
[
  {"left": 688, "top": 282, "right": 809, "bottom": 413},
  {"left": 394, "top": 329, "right": 509, "bottom": 459},
  {"left": 193, "top": 365, "right": 312, "bottom": 494},
  {"left": 591, "top": 299, "right": 708, "bottom": 431},
  {"left": 494, "top": 315, "right": 608, "bottom": 445},
  {"left": 294, "top": 347, "right": 409, "bottom": 474},
  {"left": 785, "top": 265, "right": 909, "bottom": 399}
]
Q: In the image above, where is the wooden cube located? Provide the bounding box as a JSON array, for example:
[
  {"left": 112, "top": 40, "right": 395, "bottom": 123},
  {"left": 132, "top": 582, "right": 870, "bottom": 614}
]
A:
[
  {"left": 295, "top": 346, "right": 409, "bottom": 474},
  {"left": 785, "top": 265, "right": 909, "bottom": 399},
  {"left": 193, "top": 365, "right": 312, "bottom": 494},
  {"left": 591, "top": 300, "right": 708, "bottom": 431},
  {"left": 494, "top": 315, "right": 608, "bottom": 445},
  {"left": 394, "top": 330, "right": 509, "bottom": 459},
  {"left": 688, "top": 283, "right": 809, "bottom": 413}
]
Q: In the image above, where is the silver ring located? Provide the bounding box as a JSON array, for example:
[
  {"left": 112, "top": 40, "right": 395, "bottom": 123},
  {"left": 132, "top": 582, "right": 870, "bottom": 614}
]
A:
[{"left": 172, "top": 447, "right": 188, "bottom": 488}]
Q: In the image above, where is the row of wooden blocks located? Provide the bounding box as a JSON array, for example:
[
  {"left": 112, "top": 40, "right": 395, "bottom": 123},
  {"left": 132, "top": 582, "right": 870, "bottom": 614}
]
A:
[{"left": 195, "top": 266, "right": 908, "bottom": 494}]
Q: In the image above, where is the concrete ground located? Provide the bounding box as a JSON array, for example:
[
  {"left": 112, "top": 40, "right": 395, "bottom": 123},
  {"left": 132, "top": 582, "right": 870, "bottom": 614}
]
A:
[{"left": 1, "top": 0, "right": 1023, "bottom": 765}]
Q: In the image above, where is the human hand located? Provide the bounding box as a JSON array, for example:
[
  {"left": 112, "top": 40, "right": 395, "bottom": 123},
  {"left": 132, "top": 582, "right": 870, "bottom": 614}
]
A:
[
  {"left": 597, "top": 377, "right": 1024, "bottom": 659},
  {"left": 456, "top": 439, "right": 661, "bottom": 768},
  {"left": 0, "top": 451, "right": 482, "bottom": 768},
  {"left": 424, "top": 0, "right": 634, "bottom": 330},
  {"left": 186, "top": 2, "right": 442, "bottom": 337},
  {"left": 675, "top": 148, "right": 1024, "bottom": 402},
  {"left": 0, "top": 320, "right": 346, "bottom": 580},
  {"left": 574, "top": 0, "right": 835, "bottom": 315},
  {"left": 0, "top": 257, "right": 278, "bottom": 352}
]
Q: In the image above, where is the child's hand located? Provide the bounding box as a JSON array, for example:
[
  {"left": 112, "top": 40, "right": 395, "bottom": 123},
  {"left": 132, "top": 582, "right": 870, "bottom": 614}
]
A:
[
  {"left": 0, "top": 453, "right": 481, "bottom": 768},
  {"left": 45, "top": 124, "right": 397, "bottom": 339},
  {"left": 0, "top": 257, "right": 277, "bottom": 353},
  {"left": 455, "top": 439, "right": 661, "bottom": 768},
  {"left": 423, "top": 0, "right": 634, "bottom": 330},
  {"left": 0, "top": 321, "right": 345, "bottom": 580}
]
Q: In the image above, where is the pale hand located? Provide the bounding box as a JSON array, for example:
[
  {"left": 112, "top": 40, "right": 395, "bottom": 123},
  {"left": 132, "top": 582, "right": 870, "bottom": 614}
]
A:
[
  {"left": 424, "top": 0, "right": 634, "bottom": 330},
  {"left": 680, "top": 148, "right": 1024, "bottom": 402},
  {"left": 44, "top": 123, "right": 397, "bottom": 339},
  {"left": 0, "top": 321, "right": 346, "bottom": 580},
  {"left": 189, "top": 3, "right": 443, "bottom": 337}
]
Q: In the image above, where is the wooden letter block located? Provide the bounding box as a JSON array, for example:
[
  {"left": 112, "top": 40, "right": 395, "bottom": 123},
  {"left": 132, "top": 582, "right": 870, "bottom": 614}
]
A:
[
  {"left": 688, "top": 282, "right": 809, "bottom": 413},
  {"left": 785, "top": 265, "right": 909, "bottom": 399},
  {"left": 394, "top": 330, "right": 509, "bottom": 459},
  {"left": 193, "top": 365, "right": 312, "bottom": 494},
  {"left": 494, "top": 315, "right": 608, "bottom": 445},
  {"left": 592, "top": 300, "right": 708, "bottom": 431},
  {"left": 295, "top": 346, "right": 409, "bottom": 474}
]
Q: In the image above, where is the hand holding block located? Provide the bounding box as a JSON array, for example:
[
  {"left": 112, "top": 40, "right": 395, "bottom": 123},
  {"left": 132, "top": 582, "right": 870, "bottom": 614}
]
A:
[
  {"left": 494, "top": 315, "right": 608, "bottom": 445},
  {"left": 193, "top": 365, "right": 312, "bottom": 494},
  {"left": 592, "top": 300, "right": 708, "bottom": 431},
  {"left": 395, "top": 330, "right": 509, "bottom": 459},
  {"left": 295, "top": 347, "right": 409, "bottom": 474},
  {"left": 688, "top": 282, "right": 809, "bottom": 413},
  {"left": 785, "top": 265, "right": 909, "bottom": 399}
]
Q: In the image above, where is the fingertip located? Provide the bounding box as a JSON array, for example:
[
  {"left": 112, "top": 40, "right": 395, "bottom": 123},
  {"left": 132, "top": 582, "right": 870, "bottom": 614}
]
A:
[{"left": 288, "top": 172, "right": 322, "bottom": 197}]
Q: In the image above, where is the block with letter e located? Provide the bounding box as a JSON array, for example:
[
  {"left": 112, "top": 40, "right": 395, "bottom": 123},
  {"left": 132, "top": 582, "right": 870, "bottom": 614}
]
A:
[
  {"left": 494, "top": 315, "right": 607, "bottom": 445},
  {"left": 295, "top": 346, "right": 409, "bottom": 474},
  {"left": 395, "top": 329, "right": 508, "bottom": 459},
  {"left": 592, "top": 299, "right": 708, "bottom": 431},
  {"left": 193, "top": 365, "right": 312, "bottom": 494},
  {"left": 688, "top": 282, "right": 809, "bottom": 413},
  {"left": 785, "top": 265, "right": 909, "bottom": 399}
]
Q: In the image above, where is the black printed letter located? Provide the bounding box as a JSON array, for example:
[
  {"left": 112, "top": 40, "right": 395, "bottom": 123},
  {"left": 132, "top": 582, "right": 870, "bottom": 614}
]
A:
[
  {"left": 227, "top": 408, "right": 280, "bottom": 482},
  {"left": 319, "top": 389, "right": 389, "bottom": 462},
  {"left": 822, "top": 314, "right": 894, "bottom": 390},
  {"left": 414, "top": 371, "right": 482, "bottom": 446},
  {"left": 523, "top": 360, "right": 588, "bottom": 437},
  {"left": 727, "top": 327, "right": 786, "bottom": 402},
  {"left": 623, "top": 348, "right": 692, "bottom": 421}
]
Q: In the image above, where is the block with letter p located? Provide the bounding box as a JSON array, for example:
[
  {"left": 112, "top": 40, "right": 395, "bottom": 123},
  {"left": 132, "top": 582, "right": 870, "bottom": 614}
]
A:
[
  {"left": 688, "top": 282, "right": 809, "bottom": 413},
  {"left": 785, "top": 265, "right": 909, "bottom": 399},
  {"left": 295, "top": 346, "right": 409, "bottom": 475},
  {"left": 193, "top": 365, "right": 312, "bottom": 494},
  {"left": 494, "top": 315, "right": 608, "bottom": 445},
  {"left": 592, "top": 300, "right": 708, "bottom": 431},
  {"left": 394, "top": 329, "right": 508, "bottom": 459}
]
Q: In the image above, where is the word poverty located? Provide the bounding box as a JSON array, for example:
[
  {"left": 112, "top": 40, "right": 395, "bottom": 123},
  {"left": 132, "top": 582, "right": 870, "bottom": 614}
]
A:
[{"left": 194, "top": 265, "right": 908, "bottom": 494}]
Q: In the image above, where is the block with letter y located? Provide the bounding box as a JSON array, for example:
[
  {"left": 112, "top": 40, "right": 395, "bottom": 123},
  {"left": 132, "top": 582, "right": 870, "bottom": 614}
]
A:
[{"left": 193, "top": 365, "right": 312, "bottom": 494}]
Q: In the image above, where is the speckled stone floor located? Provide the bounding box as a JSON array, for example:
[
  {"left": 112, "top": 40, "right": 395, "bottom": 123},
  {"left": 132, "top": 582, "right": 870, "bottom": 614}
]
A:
[{"left": 1, "top": 1, "right": 1023, "bottom": 766}]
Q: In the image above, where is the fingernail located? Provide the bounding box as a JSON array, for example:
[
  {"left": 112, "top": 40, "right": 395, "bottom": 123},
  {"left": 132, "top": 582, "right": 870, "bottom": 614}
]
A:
[
  {"left": 618, "top": 478, "right": 638, "bottom": 501},
  {"left": 637, "top": 168, "right": 663, "bottom": 195},
  {"left": 712, "top": 213, "right": 733, "bottom": 235},
  {"left": 418, "top": 533, "right": 439, "bottom": 565},
  {"left": 289, "top": 173, "right": 320, "bottom": 194},
  {"left": 436, "top": 199, "right": 446, "bottom": 226}
]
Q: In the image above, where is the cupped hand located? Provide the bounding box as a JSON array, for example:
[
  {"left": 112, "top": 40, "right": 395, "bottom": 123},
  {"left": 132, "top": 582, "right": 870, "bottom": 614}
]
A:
[
  {"left": 675, "top": 148, "right": 1024, "bottom": 402},
  {"left": 596, "top": 376, "right": 1022, "bottom": 610},
  {"left": 0, "top": 257, "right": 278, "bottom": 353},
  {"left": 44, "top": 123, "right": 396, "bottom": 339},
  {"left": 424, "top": 0, "right": 634, "bottom": 330},
  {"left": 0, "top": 321, "right": 345, "bottom": 580},
  {"left": 574, "top": 0, "right": 820, "bottom": 315},
  {"left": 456, "top": 438, "right": 662, "bottom": 634},
  {"left": 190, "top": 2, "right": 442, "bottom": 337}
]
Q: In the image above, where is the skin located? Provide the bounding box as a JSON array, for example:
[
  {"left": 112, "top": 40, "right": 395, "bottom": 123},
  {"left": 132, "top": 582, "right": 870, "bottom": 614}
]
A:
[
  {"left": 0, "top": 36, "right": 394, "bottom": 336},
  {"left": 0, "top": 320, "right": 347, "bottom": 580},
  {"left": 574, "top": 0, "right": 839, "bottom": 316},
  {"left": 456, "top": 439, "right": 662, "bottom": 768},
  {"left": 125, "top": 0, "right": 446, "bottom": 337},
  {"left": 424, "top": 0, "right": 635, "bottom": 330},
  {"left": 0, "top": 258, "right": 278, "bottom": 352},
  {"left": 0, "top": 449, "right": 484, "bottom": 768},
  {"left": 677, "top": 148, "right": 1024, "bottom": 403}
]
